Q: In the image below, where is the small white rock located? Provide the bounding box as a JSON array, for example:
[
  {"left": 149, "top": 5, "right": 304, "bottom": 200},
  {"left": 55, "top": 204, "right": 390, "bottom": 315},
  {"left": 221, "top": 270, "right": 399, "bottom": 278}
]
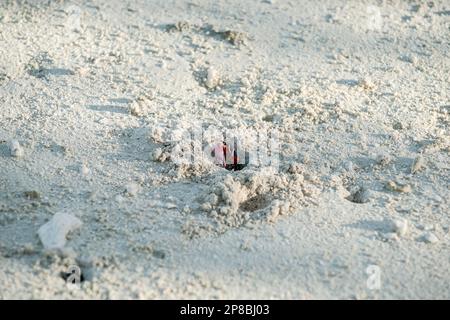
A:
[
  {"left": 422, "top": 232, "right": 439, "bottom": 244},
  {"left": 384, "top": 232, "right": 399, "bottom": 241},
  {"left": 115, "top": 194, "right": 124, "bottom": 203},
  {"left": 343, "top": 161, "right": 354, "bottom": 172},
  {"left": 165, "top": 203, "right": 177, "bottom": 209},
  {"left": 423, "top": 224, "right": 435, "bottom": 231},
  {"left": 125, "top": 182, "right": 140, "bottom": 197},
  {"left": 411, "top": 155, "right": 425, "bottom": 174},
  {"left": 386, "top": 180, "right": 412, "bottom": 193},
  {"left": 80, "top": 163, "right": 90, "bottom": 176},
  {"left": 205, "top": 66, "right": 219, "bottom": 89},
  {"left": 38, "top": 212, "right": 82, "bottom": 250},
  {"left": 152, "top": 148, "right": 163, "bottom": 161},
  {"left": 390, "top": 218, "right": 408, "bottom": 237},
  {"left": 401, "top": 54, "right": 418, "bottom": 65},
  {"left": 9, "top": 140, "right": 24, "bottom": 158}
]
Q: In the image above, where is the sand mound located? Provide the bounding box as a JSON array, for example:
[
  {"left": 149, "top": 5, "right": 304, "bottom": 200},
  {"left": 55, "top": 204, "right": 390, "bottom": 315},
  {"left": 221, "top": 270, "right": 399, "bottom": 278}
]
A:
[{"left": 198, "top": 166, "right": 322, "bottom": 230}]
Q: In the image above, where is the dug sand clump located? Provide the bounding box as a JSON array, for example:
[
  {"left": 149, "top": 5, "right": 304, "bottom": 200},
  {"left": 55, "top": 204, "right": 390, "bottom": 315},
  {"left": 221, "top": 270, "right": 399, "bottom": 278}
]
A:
[
  {"left": 149, "top": 123, "right": 218, "bottom": 179},
  {"left": 199, "top": 167, "right": 322, "bottom": 229}
]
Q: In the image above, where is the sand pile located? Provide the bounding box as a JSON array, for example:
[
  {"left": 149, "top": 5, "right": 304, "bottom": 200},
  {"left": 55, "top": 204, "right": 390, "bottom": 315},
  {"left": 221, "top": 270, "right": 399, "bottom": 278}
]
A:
[{"left": 197, "top": 164, "right": 322, "bottom": 231}]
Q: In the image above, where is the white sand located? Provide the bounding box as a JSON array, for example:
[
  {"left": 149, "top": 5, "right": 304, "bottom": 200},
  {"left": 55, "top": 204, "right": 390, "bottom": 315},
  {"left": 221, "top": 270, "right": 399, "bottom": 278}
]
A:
[{"left": 0, "top": 0, "right": 449, "bottom": 299}]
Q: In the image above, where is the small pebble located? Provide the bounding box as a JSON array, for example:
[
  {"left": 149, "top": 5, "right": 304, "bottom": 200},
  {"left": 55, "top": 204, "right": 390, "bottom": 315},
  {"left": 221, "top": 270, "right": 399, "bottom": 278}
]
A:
[
  {"left": 393, "top": 121, "right": 404, "bottom": 131},
  {"left": 343, "top": 161, "right": 355, "bottom": 172},
  {"left": 165, "top": 203, "right": 177, "bottom": 209},
  {"left": 411, "top": 155, "right": 425, "bottom": 174},
  {"left": 24, "top": 190, "right": 40, "bottom": 200},
  {"left": 80, "top": 163, "right": 90, "bottom": 176},
  {"left": 38, "top": 212, "right": 82, "bottom": 249},
  {"left": 115, "top": 194, "right": 124, "bottom": 203},
  {"left": 205, "top": 66, "right": 219, "bottom": 89},
  {"left": 152, "top": 148, "right": 164, "bottom": 161},
  {"left": 401, "top": 54, "right": 418, "bottom": 64},
  {"left": 391, "top": 218, "right": 408, "bottom": 237},
  {"left": 386, "top": 180, "right": 412, "bottom": 193},
  {"left": 9, "top": 140, "right": 24, "bottom": 158},
  {"left": 422, "top": 232, "right": 439, "bottom": 244},
  {"left": 384, "top": 232, "right": 399, "bottom": 241},
  {"left": 152, "top": 249, "right": 166, "bottom": 259},
  {"left": 125, "top": 182, "right": 140, "bottom": 197}
]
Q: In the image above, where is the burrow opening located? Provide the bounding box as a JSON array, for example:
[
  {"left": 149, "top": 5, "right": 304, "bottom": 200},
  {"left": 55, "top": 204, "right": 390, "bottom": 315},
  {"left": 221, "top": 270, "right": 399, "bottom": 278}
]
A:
[{"left": 240, "top": 194, "right": 271, "bottom": 212}]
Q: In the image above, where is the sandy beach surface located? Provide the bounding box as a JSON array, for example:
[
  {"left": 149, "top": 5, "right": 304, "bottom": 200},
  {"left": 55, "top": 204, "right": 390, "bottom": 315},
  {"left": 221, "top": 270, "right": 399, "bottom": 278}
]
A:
[{"left": 0, "top": 0, "right": 449, "bottom": 299}]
